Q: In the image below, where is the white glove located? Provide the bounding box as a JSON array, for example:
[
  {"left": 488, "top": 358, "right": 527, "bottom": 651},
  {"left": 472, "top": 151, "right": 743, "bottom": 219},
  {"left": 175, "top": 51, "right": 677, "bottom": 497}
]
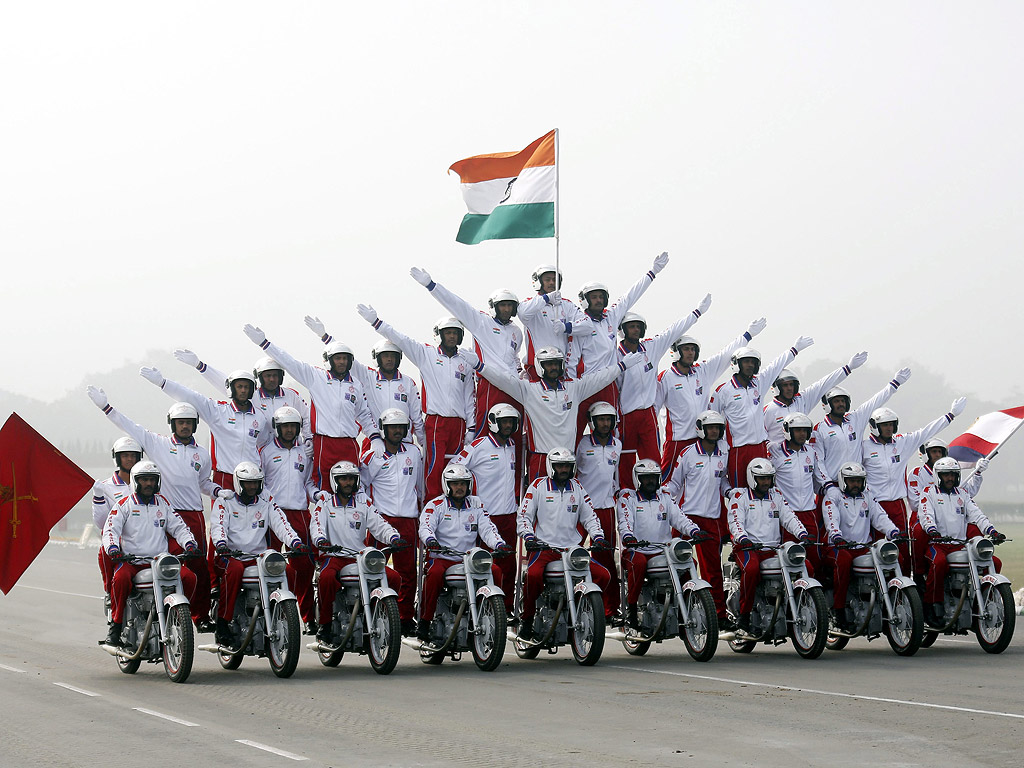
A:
[
  {"left": 410, "top": 266, "right": 432, "bottom": 286},
  {"left": 174, "top": 348, "right": 200, "bottom": 368},
  {"left": 950, "top": 397, "right": 967, "bottom": 417},
  {"left": 893, "top": 367, "right": 912, "bottom": 386},
  {"left": 304, "top": 315, "right": 326, "bottom": 338},
  {"left": 695, "top": 293, "right": 712, "bottom": 316},
  {"left": 461, "top": 348, "right": 479, "bottom": 368},
  {"left": 216, "top": 488, "right": 235, "bottom": 501},
  {"left": 545, "top": 290, "right": 561, "bottom": 303},
  {"left": 651, "top": 251, "right": 669, "bottom": 275},
  {"left": 243, "top": 324, "right": 266, "bottom": 345},
  {"left": 86, "top": 386, "right": 107, "bottom": 409},
  {"left": 464, "top": 429, "right": 476, "bottom": 445},
  {"left": 313, "top": 490, "right": 330, "bottom": 503},
  {"left": 975, "top": 457, "right": 991, "bottom": 474},
  {"left": 357, "top": 304, "right": 378, "bottom": 324},
  {"left": 848, "top": 351, "right": 868, "bottom": 370},
  {"left": 746, "top": 317, "right": 767, "bottom": 338},
  {"left": 140, "top": 367, "right": 164, "bottom": 386},
  {"left": 622, "top": 352, "right": 644, "bottom": 369},
  {"left": 793, "top": 335, "right": 814, "bottom": 353},
  {"left": 551, "top": 318, "right": 568, "bottom": 335}
]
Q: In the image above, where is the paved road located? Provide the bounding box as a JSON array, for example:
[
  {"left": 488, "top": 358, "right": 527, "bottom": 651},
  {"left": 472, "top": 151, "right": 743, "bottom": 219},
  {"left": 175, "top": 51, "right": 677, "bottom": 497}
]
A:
[{"left": 0, "top": 544, "right": 1019, "bottom": 767}]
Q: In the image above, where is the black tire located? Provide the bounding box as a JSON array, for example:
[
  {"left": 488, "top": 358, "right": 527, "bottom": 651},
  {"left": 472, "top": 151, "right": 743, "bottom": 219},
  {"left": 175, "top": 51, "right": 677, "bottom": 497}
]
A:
[
  {"left": 729, "top": 637, "right": 756, "bottom": 653},
  {"left": 681, "top": 588, "right": 719, "bottom": 662},
  {"left": 885, "top": 586, "right": 924, "bottom": 657},
  {"left": 162, "top": 603, "right": 194, "bottom": 683},
  {"left": 570, "top": 592, "right": 606, "bottom": 666},
  {"left": 219, "top": 648, "right": 243, "bottom": 670},
  {"left": 318, "top": 642, "right": 344, "bottom": 667},
  {"left": 471, "top": 595, "right": 507, "bottom": 671},
  {"left": 623, "top": 638, "right": 651, "bottom": 656},
  {"left": 919, "top": 630, "right": 939, "bottom": 648},
  {"left": 790, "top": 587, "right": 828, "bottom": 659},
  {"left": 826, "top": 634, "right": 851, "bottom": 651},
  {"left": 367, "top": 597, "right": 401, "bottom": 675},
  {"left": 513, "top": 632, "right": 541, "bottom": 660},
  {"left": 974, "top": 582, "right": 1016, "bottom": 654},
  {"left": 117, "top": 652, "right": 141, "bottom": 674},
  {"left": 268, "top": 600, "right": 301, "bottom": 678}
]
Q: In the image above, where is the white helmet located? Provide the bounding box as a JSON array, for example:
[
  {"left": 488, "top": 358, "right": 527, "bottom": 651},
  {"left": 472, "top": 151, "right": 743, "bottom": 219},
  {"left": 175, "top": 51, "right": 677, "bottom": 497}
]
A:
[
  {"left": 919, "top": 438, "right": 948, "bottom": 459},
  {"left": 577, "top": 281, "right": 609, "bottom": 307},
  {"left": 487, "top": 403, "right": 520, "bottom": 434},
  {"left": 670, "top": 335, "right": 701, "bottom": 363},
  {"left": 111, "top": 436, "right": 144, "bottom": 464},
  {"left": 272, "top": 405, "right": 302, "bottom": 436},
  {"left": 932, "top": 457, "right": 962, "bottom": 487},
  {"left": 868, "top": 407, "right": 899, "bottom": 437},
  {"left": 746, "top": 458, "right": 776, "bottom": 491},
  {"left": 822, "top": 386, "right": 851, "bottom": 411},
  {"left": 545, "top": 447, "right": 577, "bottom": 479},
  {"left": 129, "top": 460, "right": 162, "bottom": 495},
  {"left": 837, "top": 462, "right": 867, "bottom": 494},
  {"left": 617, "top": 311, "right": 647, "bottom": 339},
  {"left": 695, "top": 409, "right": 726, "bottom": 439},
  {"left": 329, "top": 460, "right": 361, "bottom": 494},
  {"left": 232, "top": 461, "right": 264, "bottom": 496},
  {"left": 253, "top": 356, "right": 285, "bottom": 385},
  {"left": 323, "top": 340, "right": 355, "bottom": 363},
  {"left": 225, "top": 369, "right": 257, "bottom": 393},
  {"left": 772, "top": 368, "right": 800, "bottom": 394},
  {"left": 632, "top": 458, "right": 662, "bottom": 490},
  {"left": 782, "top": 412, "right": 813, "bottom": 440},
  {"left": 587, "top": 401, "right": 617, "bottom": 432},
  {"left": 370, "top": 340, "right": 402, "bottom": 365},
  {"left": 378, "top": 407, "right": 410, "bottom": 433},
  {"left": 531, "top": 264, "right": 562, "bottom": 292},
  {"left": 534, "top": 346, "right": 566, "bottom": 379},
  {"left": 432, "top": 316, "right": 465, "bottom": 344},
  {"left": 488, "top": 288, "right": 519, "bottom": 316},
  {"left": 441, "top": 463, "right": 473, "bottom": 496},
  {"left": 730, "top": 347, "right": 761, "bottom": 375},
  {"left": 167, "top": 402, "right": 200, "bottom": 428}
]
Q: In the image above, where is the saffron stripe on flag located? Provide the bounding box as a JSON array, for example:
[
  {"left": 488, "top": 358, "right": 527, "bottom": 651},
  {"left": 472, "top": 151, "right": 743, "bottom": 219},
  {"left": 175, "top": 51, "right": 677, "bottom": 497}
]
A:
[
  {"left": 449, "top": 130, "right": 556, "bottom": 183},
  {"left": 456, "top": 203, "right": 555, "bottom": 245}
]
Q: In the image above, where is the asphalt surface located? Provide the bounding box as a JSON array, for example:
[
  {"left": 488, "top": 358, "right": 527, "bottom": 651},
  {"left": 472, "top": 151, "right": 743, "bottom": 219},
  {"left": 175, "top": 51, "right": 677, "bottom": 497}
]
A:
[{"left": 0, "top": 544, "right": 1020, "bottom": 767}]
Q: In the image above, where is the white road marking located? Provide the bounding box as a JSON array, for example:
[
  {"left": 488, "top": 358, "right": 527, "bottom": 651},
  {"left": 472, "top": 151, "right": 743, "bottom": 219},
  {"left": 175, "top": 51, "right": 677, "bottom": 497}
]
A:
[
  {"left": 53, "top": 682, "right": 100, "bottom": 697},
  {"left": 133, "top": 708, "right": 200, "bottom": 727},
  {"left": 606, "top": 666, "right": 1024, "bottom": 720},
  {"left": 236, "top": 740, "right": 308, "bottom": 761},
  {"left": 19, "top": 585, "right": 103, "bottom": 600},
  {"left": 0, "top": 663, "right": 27, "bottom": 674}
]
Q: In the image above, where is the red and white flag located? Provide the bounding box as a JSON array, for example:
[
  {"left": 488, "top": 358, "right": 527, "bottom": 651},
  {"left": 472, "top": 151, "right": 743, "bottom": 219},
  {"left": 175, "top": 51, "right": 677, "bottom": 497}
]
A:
[{"left": 948, "top": 405, "right": 1024, "bottom": 464}]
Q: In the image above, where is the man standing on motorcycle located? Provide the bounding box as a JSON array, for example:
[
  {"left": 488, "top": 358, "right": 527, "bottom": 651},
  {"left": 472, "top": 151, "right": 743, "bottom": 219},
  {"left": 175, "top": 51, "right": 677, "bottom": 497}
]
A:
[
  {"left": 919, "top": 458, "right": 1004, "bottom": 626},
  {"left": 418, "top": 464, "right": 512, "bottom": 641},
  {"left": 101, "top": 461, "right": 199, "bottom": 647},
  {"left": 726, "top": 458, "right": 811, "bottom": 635},
  {"left": 91, "top": 437, "right": 143, "bottom": 598},
  {"left": 211, "top": 461, "right": 305, "bottom": 647},
  {"left": 617, "top": 459, "right": 701, "bottom": 630},
  {"left": 768, "top": 412, "right": 823, "bottom": 575},
  {"left": 311, "top": 461, "right": 407, "bottom": 644},
  {"left": 517, "top": 447, "right": 612, "bottom": 640},
  {"left": 821, "top": 462, "right": 900, "bottom": 631}
]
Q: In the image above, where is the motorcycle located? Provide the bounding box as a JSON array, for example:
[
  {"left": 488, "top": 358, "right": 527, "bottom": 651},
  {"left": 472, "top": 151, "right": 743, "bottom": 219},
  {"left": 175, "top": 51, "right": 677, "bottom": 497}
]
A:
[
  {"left": 824, "top": 538, "right": 924, "bottom": 656},
  {"left": 307, "top": 545, "right": 402, "bottom": 675},
  {"left": 922, "top": 535, "right": 1015, "bottom": 654},
  {"left": 609, "top": 538, "right": 719, "bottom": 662},
  {"left": 512, "top": 544, "right": 606, "bottom": 666},
  {"left": 199, "top": 549, "right": 302, "bottom": 678},
  {"left": 402, "top": 546, "right": 507, "bottom": 671},
  {"left": 725, "top": 541, "right": 828, "bottom": 659},
  {"left": 99, "top": 552, "right": 195, "bottom": 683}
]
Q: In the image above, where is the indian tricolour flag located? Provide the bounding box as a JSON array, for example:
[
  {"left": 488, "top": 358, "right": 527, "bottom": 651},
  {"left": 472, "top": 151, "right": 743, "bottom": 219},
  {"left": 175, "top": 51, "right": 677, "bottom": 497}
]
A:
[
  {"left": 449, "top": 129, "right": 556, "bottom": 245},
  {"left": 948, "top": 405, "right": 1024, "bottom": 463}
]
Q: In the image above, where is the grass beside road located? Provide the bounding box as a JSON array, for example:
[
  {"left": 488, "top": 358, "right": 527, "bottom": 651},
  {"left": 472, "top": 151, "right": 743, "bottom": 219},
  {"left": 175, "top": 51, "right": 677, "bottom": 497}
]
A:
[{"left": 994, "top": 522, "right": 1024, "bottom": 588}]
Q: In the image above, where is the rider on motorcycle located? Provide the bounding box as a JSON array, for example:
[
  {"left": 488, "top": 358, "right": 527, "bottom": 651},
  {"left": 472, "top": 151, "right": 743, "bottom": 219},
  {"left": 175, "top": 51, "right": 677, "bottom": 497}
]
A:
[
  {"left": 726, "top": 458, "right": 811, "bottom": 635},
  {"left": 616, "top": 458, "right": 701, "bottom": 630},
  {"left": 517, "top": 447, "right": 612, "bottom": 641},
  {"left": 417, "top": 464, "right": 512, "bottom": 640},
  {"left": 101, "top": 461, "right": 199, "bottom": 646}
]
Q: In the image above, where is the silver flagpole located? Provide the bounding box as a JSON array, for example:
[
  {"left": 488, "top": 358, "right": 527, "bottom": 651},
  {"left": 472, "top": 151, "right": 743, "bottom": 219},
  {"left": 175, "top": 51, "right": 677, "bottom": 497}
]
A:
[
  {"left": 554, "top": 128, "right": 560, "bottom": 277},
  {"left": 960, "top": 415, "right": 1024, "bottom": 483}
]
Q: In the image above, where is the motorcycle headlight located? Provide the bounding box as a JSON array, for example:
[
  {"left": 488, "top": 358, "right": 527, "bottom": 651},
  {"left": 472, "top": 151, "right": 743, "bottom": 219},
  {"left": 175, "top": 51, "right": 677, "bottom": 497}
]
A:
[
  {"left": 263, "top": 551, "right": 287, "bottom": 577},
  {"left": 569, "top": 547, "right": 590, "bottom": 571},
  {"left": 972, "top": 538, "right": 995, "bottom": 561},
  {"left": 469, "top": 549, "right": 493, "bottom": 574},
  {"left": 877, "top": 541, "right": 899, "bottom": 566},
  {"left": 156, "top": 554, "right": 181, "bottom": 580},
  {"left": 783, "top": 543, "right": 806, "bottom": 567},
  {"left": 363, "top": 548, "right": 386, "bottom": 574},
  {"left": 669, "top": 539, "right": 693, "bottom": 563}
]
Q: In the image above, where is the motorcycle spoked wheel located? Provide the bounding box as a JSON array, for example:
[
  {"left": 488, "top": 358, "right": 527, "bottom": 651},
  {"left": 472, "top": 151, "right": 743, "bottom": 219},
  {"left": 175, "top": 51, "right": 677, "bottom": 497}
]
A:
[
  {"left": 162, "top": 603, "right": 195, "bottom": 683},
  {"left": 790, "top": 587, "right": 828, "bottom": 659},
  {"left": 117, "top": 642, "right": 142, "bottom": 674},
  {"left": 884, "top": 586, "right": 924, "bottom": 657},
  {"left": 974, "top": 582, "right": 1016, "bottom": 654},
  {"left": 268, "top": 600, "right": 301, "bottom": 678},
  {"left": 681, "top": 588, "right": 719, "bottom": 662},
  {"left": 367, "top": 596, "right": 401, "bottom": 675},
  {"left": 471, "top": 595, "right": 507, "bottom": 672},
  {"left": 570, "top": 592, "right": 606, "bottom": 666},
  {"left": 919, "top": 630, "right": 939, "bottom": 648},
  {"left": 318, "top": 628, "right": 345, "bottom": 667}
]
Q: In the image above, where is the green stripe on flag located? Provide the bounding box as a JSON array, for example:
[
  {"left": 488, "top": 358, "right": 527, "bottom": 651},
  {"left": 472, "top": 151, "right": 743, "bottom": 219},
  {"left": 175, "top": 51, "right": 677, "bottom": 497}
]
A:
[{"left": 455, "top": 202, "right": 555, "bottom": 245}]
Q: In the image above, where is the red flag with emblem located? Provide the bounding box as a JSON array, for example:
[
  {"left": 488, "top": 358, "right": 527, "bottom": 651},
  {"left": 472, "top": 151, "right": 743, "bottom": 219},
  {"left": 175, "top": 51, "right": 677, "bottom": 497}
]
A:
[{"left": 0, "top": 413, "right": 93, "bottom": 594}]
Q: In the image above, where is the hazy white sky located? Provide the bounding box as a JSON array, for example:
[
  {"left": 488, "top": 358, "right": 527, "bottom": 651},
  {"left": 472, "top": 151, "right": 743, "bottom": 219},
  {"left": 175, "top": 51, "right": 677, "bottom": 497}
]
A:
[{"left": 3, "top": 3, "right": 1023, "bottom": 403}]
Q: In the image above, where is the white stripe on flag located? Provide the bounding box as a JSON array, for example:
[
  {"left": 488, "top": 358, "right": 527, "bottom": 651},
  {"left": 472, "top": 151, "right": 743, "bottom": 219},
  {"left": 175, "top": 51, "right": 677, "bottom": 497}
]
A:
[
  {"left": 460, "top": 165, "right": 555, "bottom": 215},
  {"left": 960, "top": 411, "right": 1023, "bottom": 445}
]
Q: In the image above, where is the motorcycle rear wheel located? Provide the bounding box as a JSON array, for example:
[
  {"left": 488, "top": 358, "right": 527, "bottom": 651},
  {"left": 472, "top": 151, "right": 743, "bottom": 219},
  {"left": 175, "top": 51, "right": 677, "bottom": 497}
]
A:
[
  {"left": 367, "top": 596, "right": 401, "bottom": 675},
  {"left": 790, "top": 587, "right": 828, "bottom": 659},
  {"left": 471, "top": 595, "right": 507, "bottom": 672},
  {"left": 681, "top": 588, "right": 719, "bottom": 662},
  {"left": 268, "top": 600, "right": 301, "bottom": 678},
  {"left": 919, "top": 630, "right": 938, "bottom": 648},
  {"left": 117, "top": 651, "right": 141, "bottom": 674},
  {"left": 974, "top": 582, "right": 1015, "bottom": 654},
  {"left": 570, "top": 592, "right": 606, "bottom": 666},
  {"left": 825, "top": 633, "right": 850, "bottom": 651},
  {"left": 162, "top": 603, "right": 194, "bottom": 683},
  {"left": 884, "top": 586, "right": 924, "bottom": 657},
  {"left": 622, "top": 637, "right": 651, "bottom": 656}
]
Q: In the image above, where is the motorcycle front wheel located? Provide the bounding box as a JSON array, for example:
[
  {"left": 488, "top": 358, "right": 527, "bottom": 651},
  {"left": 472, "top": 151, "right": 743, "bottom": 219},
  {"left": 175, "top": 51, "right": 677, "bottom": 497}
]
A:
[
  {"left": 471, "top": 595, "right": 507, "bottom": 671},
  {"left": 790, "top": 587, "right": 828, "bottom": 659},
  {"left": 974, "top": 582, "right": 1015, "bottom": 654},
  {"left": 884, "top": 586, "right": 924, "bottom": 657},
  {"left": 268, "top": 600, "right": 301, "bottom": 678},
  {"left": 367, "top": 596, "right": 401, "bottom": 675},
  {"left": 570, "top": 592, "right": 606, "bottom": 666},
  {"left": 681, "top": 588, "right": 719, "bottom": 662},
  {"left": 162, "top": 603, "right": 194, "bottom": 683}
]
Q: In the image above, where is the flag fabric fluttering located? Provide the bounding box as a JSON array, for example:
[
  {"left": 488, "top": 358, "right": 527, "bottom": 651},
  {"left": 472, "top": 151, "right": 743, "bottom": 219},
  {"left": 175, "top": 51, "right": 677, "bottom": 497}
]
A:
[
  {"left": 948, "top": 405, "right": 1024, "bottom": 464},
  {"left": 449, "top": 129, "right": 556, "bottom": 245},
  {"left": 0, "top": 413, "right": 94, "bottom": 593}
]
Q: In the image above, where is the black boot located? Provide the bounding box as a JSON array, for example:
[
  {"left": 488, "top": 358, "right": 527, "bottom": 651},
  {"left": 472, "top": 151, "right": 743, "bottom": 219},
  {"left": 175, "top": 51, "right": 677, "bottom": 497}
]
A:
[
  {"left": 518, "top": 619, "right": 534, "bottom": 642},
  {"left": 100, "top": 622, "right": 122, "bottom": 647},
  {"left": 215, "top": 617, "right": 232, "bottom": 647},
  {"left": 400, "top": 619, "right": 417, "bottom": 637},
  {"left": 196, "top": 619, "right": 216, "bottom": 634},
  {"left": 626, "top": 604, "right": 640, "bottom": 631},
  {"left": 930, "top": 603, "right": 945, "bottom": 626},
  {"left": 303, "top": 620, "right": 318, "bottom": 636},
  {"left": 736, "top": 613, "right": 752, "bottom": 636},
  {"left": 416, "top": 619, "right": 430, "bottom": 642},
  {"left": 316, "top": 623, "right": 331, "bottom": 643}
]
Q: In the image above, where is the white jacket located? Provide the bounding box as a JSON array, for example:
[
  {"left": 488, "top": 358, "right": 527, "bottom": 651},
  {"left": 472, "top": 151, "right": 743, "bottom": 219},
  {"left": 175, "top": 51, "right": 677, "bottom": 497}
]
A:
[
  {"left": 359, "top": 442, "right": 424, "bottom": 519},
  {"left": 311, "top": 491, "right": 399, "bottom": 550},
  {"left": 767, "top": 440, "right": 816, "bottom": 512},
  {"left": 260, "top": 439, "right": 318, "bottom": 510},
  {"left": 211, "top": 494, "right": 299, "bottom": 555},
  {"left": 517, "top": 293, "right": 585, "bottom": 376},
  {"left": 616, "top": 312, "right": 702, "bottom": 416},
  {"left": 710, "top": 346, "right": 799, "bottom": 448},
  {"left": 615, "top": 488, "right": 698, "bottom": 554},
  {"left": 906, "top": 462, "right": 982, "bottom": 513},
  {"left": 821, "top": 486, "right": 898, "bottom": 544},
  {"left": 663, "top": 440, "right": 730, "bottom": 519},
  {"left": 575, "top": 434, "right": 621, "bottom": 509},
  {"left": 449, "top": 435, "right": 518, "bottom": 517},
  {"left": 419, "top": 494, "right": 504, "bottom": 562},
  {"left": 425, "top": 280, "right": 523, "bottom": 374},
  {"left": 92, "top": 473, "right": 132, "bottom": 531},
  {"left": 571, "top": 268, "right": 657, "bottom": 375},
  {"left": 727, "top": 488, "right": 805, "bottom": 546},
  {"left": 518, "top": 477, "right": 604, "bottom": 548},
  {"left": 861, "top": 412, "right": 953, "bottom": 502},
  {"left": 762, "top": 364, "right": 852, "bottom": 445},
  {"left": 919, "top": 485, "right": 994, "bottom": 539},
  {"left": 103, "top": 494, "right": 196, "bottom": 557}
]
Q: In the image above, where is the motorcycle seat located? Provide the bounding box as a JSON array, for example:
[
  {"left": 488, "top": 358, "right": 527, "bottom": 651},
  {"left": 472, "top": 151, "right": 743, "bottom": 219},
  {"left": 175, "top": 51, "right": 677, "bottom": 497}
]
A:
[
  {"left": 339, "top": 563, "right": 360, "bottom": 584},
  {"left": 132, "top": 569, "right": 153, "bottom": 588}
]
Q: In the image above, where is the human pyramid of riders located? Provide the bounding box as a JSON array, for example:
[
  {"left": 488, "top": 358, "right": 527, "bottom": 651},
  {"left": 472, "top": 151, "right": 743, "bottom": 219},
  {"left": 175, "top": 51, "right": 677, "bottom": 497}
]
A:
[{"left": 85, "top": 251, "right": 1013, "bottom": 676}]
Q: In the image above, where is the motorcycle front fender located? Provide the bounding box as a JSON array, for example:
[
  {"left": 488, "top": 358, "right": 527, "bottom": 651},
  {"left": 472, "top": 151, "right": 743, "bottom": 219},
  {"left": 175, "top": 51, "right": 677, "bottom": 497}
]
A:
[
  {"left": 162, "top": 593, "right": 189, "bottom": 610},
  {"left": 369, "top": 586, "right": 398, "bottom": 601},
  {"left": 476, "top": 584, "right": 505, "bottom": 599},
  {"left": 572, "top": 581, "right": 601, "bottom": 596},
  {"left": 792, "top": 576, "right": 823, "bottom": 591},
  {"left": 980, "top": 573, "right": 1011, "bottom": 587},
  {"left": 269, "top": 588, "right": 297, "bottom": 604},
  {"left": 886, "top": 575, "right": 916, "bottom": 591},
  {"left": 681, "top": 578, "right": 713, "bottom": 593}
]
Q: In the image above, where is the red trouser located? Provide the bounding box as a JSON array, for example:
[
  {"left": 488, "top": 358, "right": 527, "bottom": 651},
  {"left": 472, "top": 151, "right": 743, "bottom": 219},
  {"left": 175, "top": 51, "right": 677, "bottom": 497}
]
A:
[
  {"left": 735, "top": 548, "right": 775, "bottom": 615},
  {"left": 783, "top": 510, "right": 820, "bottom": 577},
  {"left": 826, "top": 545, "right": 869, "bottom": 610},
  {"left": 661, "top": 438, "right": 697, "bottom": 480},
  {"left": 110, "top": 562, "right": 197, "bottom": 624},
  {"left": 268, "top": 509, "right": 317, "bottom": 624},
  {"left": 474, "top": 378, "right": 524, "bottom": 439},
  {"left": 424, "top": 415, "right": 467, "bottom": 500},
  {"left": 317, "top": 556, "right": 402, "bottom": 625},
  {"left": 619, "top": 407, "right": 660, "bottom": 483},
  {"left": 727, "top": 442, "right": 768, "bottom": 490},
  {"left": 521, "top": 550, "right": 611, "bottom": 620},
  {"left": 590, "top": 508, "right": 619, "bottom": 613},
  {"left": 98, "top": 547, "right": 114, "bottom": 593},
  {"left": 420, "top": 557, "right": 503, "bottom": 621},
  {"left": 215, "top": 556, "right": 257, "bottom": 620},
  {"left": 621, "top": 549, "right": 652, "bottom": 605},
  {"left": 312, "top": 435, "right": 359, "bottom": 491},
  {"left": 490, "top": 514, "right": 518, "bottom": 610},
  {"left": 381, "top": 516, "right": 418, "bottom": 621},
  {"left": 169, "top": 509, "right": 211, "bottom": 623},
  {"left": 691, "top": 516, "right": 727, "bottom": 618},
  {"left": 876, "top": 499, "right": 911, "bottom": 571},
  {"left": 924, "top": 539, "right": 1002, "bottom": 603},
  {"left": 908, "top": 510, "right": 930, "bottom": 576},
  {"left": 526, "top": 451, "right": 547, "bottom": 484},
  {"left": 576, "top": 382, "right": 619, "bottom": 447}
]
